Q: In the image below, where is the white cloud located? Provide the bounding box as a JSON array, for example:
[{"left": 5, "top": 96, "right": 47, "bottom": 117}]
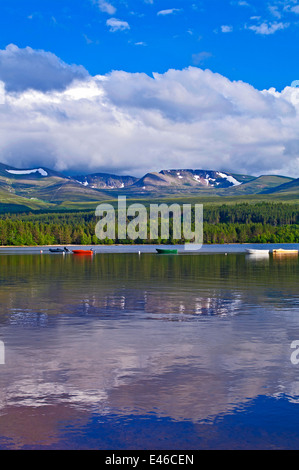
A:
[
  {"left": 268, "top": 5, "right": 282, "bottom": 19},
  {"left": 97, "top": 0, "right": 116, "bottom": 15},
  {"left": 221, "top": 25, "right": 233, "bottom": 33},
  {"left": 106, "top": 18, "right": 130, "bottom": 32},
  {"left": 1, "top": 47, "right": 299, "bottom": 178},
  {"left": 157, "top": 9, "right": 181, "bottom": 16},
  {"left": 248, "top": 21, "right": 289, "bottom": 35},
  {"left": 0, "top": 44, "right": 88, "bottom": 92},
  {"left": 192, "top": 51, "right": 212, "bottom": 65}
]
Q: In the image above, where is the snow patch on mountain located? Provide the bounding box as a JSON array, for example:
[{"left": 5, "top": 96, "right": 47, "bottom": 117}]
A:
[
  {"left": 217, "top": 172, "right": 242, "bottom": 186},
  {"left": 76, "top": 180, "right": 89, "bottom": 186},
  {"left": 6, "top": 168, "right": 48, "bottom": 176},
  {"left": 193, "top": 174, "right": 216, "bottom": 186}
]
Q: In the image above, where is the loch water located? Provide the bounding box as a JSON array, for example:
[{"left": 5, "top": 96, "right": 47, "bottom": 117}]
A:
[{"left": 0, "top": 245, "right": 299, "bottom": 449}]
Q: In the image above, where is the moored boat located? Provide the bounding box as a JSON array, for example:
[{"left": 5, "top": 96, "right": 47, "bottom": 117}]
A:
[
  {"left": 156, "top": 248, "right": 178, "bottom": 254},
  {"left": 272, "top": 249, "right": 298, "bottom": 255},
  {"left": 49, "top": 247, "right": 71, "bottom": 253},
  {"left": 72, "top": 249, "right": 94, "bottom": 255},
  {"left": 246, "top": 249, "right": 270, "bottom": 255}
]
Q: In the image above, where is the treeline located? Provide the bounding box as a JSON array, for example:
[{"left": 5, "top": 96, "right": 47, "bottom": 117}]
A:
[
  {"left": 204, "top": 202, "right": 299, "bottom": 225},
  {"left": 0, "top": 220, "right": 298, "bottom": 246},
  {"left": 3, "top": 202, "right": 299, "bottom": 225},
  {"left": 0, "top": 202, "right": 298, "bottom": 245},
  {"left": 203, "top": 223, "right": 299, "bottom": 244}
]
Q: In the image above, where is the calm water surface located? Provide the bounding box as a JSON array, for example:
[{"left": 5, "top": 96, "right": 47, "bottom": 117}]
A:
[{"left": 0, "top": 245, "right": 299, "bottom": 449}]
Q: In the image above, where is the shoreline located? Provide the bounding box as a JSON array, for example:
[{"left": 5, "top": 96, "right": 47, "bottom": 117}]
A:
[
  {"left": 0, "top": 242, "right": 299, "bottom": 249},
  {"left": 0, "top": 242, "right": 298, "bottom": 255}
]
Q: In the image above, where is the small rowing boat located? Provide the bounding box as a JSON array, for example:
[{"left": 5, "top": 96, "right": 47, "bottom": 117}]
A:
[
  {"left": 156, "top": 248, "right": 178, "bottom": 254},
  {"left": 246, "top": 249, "right": 270, "bottom": 255},
  {"left": 72, "top": 249, "right": 94, "bottom": 255},
  {"left": 272, "top": 249, "right": 298, "bottom": 255}
]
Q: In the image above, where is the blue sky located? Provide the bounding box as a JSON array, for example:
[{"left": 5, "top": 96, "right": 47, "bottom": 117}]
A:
[
  {"left": 0, "top": 0, "right": 298, "bottom": 91},
  {"left": 0, "top": 0, "right": 299, "bottom": 177}
]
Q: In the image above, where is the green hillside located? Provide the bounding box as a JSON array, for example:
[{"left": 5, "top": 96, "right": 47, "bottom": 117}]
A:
[
  {"left": 263, "top": 178, "right": 299, "bottom": 194},
  {"left": 0, "top": 187, "right": 55, "bottom": 212},
  {"left": 225, "top": 175, "right": 294, "bottom": 195}
]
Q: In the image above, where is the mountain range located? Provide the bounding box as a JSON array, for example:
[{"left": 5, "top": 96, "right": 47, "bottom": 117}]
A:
[{"left": 0, "top": 162, "right": 298, "bottom": 212}]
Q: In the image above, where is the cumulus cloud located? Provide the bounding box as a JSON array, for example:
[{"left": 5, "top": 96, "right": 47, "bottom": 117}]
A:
[
  {"left": 248, "top": 21, "right": 290, "bottom": 35},
  {"left": 268, "top": 5, "right": 282, "bottom": 19},
  {"left": 0, "top": 44, "right": 89, "bottom": 92},
  {"left": 97, "top": 1, "right": 116, "bottom": 15},
  {"left": 221, "top": 25, "right": 233, "bottom": 33},
  {"left": 106, "top": 18, "right": 130, "bottom": 32},
  {"left": 0, "top": 46, "right": 299, "bottom": 177}
]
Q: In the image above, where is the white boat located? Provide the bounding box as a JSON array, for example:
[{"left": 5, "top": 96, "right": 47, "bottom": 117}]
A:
[
  {"left": 246, "top": 249, "right": 270, "bottom": 255},
  {"left": 272, "top": 249, "right": 298, "bottom": 255}
]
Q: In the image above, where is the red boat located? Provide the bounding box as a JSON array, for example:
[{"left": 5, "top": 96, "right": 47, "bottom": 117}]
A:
[{"left": 72, "top": 249, "right": 94, "bottom": 255}]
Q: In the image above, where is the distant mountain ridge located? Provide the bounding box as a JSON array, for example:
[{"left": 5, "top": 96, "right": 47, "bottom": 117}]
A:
[
  {"left": 0, "top": 161, "right": 297, "bottom": 212},
  {"left": 132, "top": 169, "right": 254, "bottom": 190},
  {"left": 0, "top": 162, "right": 258, "bottom": 191},
  {"left": 74, "top": 172, "right": 138, "bottom": 189}
]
